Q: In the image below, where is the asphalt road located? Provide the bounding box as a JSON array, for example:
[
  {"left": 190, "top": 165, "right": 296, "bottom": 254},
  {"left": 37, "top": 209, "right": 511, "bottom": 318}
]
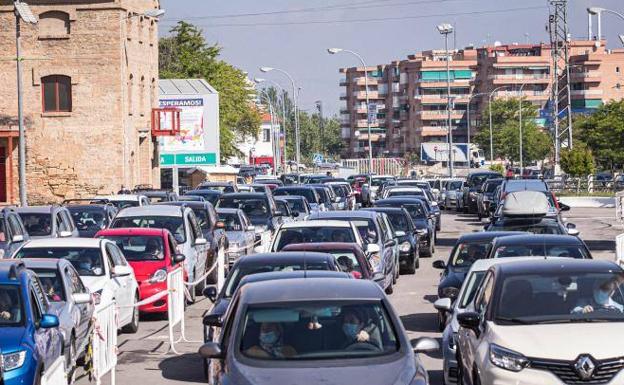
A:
[{"left": 77, "top": 207, "right": 621, "bottom": 385}]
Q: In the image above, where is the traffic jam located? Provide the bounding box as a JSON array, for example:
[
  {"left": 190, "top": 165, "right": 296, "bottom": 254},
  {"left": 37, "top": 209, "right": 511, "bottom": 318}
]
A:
[{"left": 0, "top": 170, "right": 622, "bottom": 385}]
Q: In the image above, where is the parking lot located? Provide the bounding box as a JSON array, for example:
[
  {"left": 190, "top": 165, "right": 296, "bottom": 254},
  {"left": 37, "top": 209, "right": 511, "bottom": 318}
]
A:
[{"left": 76, "top": 207, "right": 621, "bottom": 385}]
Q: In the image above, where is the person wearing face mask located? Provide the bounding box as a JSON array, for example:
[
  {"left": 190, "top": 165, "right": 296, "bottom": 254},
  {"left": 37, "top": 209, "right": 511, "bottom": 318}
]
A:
[
  {"left": 245, "top": 322, "right": 297, "bottom": 359},
  {"left": 572, "top": 278, "right": 624, "bottom": 314},
  {"left": 341, "top": 308, "right": 381, "bottom": 350}
]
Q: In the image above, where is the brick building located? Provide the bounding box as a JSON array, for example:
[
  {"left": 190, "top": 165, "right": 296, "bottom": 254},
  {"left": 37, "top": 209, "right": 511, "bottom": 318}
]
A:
[
  {"left": 339, "top": 39, "right": 624, "bottom": 158},
  {"left": 0, "top": 0, "right": 161, "bottom": 204}
]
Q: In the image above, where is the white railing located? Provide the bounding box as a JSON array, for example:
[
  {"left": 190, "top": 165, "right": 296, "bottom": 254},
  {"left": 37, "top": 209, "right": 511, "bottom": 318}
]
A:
[
  {"left": 340, "top": 158, "right": 404, "bottom": 176},
  {"left": 93, "top": 301, "right": 117, "bottom": 385},
  {"left": 616, "top": 233, "right": 624, "bottom": 267},
  {"left": 489, "top": 74, "right": 550, "bottom": 80},
  {"left": 616, "top": 191, "right": 624, "bottom": 225}
]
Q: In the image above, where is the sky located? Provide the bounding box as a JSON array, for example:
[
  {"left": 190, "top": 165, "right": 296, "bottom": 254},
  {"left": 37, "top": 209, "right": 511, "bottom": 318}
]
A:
[{"left": 159, "top": 0, "right": 624, "bottom": 116}]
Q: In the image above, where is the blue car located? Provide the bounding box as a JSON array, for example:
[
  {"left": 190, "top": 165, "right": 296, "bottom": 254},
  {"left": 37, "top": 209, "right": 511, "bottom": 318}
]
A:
[{"left": 0, "top": 260, "right": 63, "bottom": 385}]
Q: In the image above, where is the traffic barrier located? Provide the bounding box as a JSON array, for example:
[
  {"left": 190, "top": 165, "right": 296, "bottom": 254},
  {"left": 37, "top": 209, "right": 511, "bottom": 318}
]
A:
[
  {"left": 340, "top": 158, "right": 404, "bottom": 176},
  {"left": 616, "top": 234, "right": 624, "bottom": 267},
  {"left": 616, "top": 192, "right": 624, "bottom": 224},
  {"left": 92, "top": 301, "right": 117, "bottom": 385},
  {"left": 167, "top": 267, "right": 186, "bottom": 354},
  {"left": 41, "top": 356, "right": 66, "bottom": 385}
]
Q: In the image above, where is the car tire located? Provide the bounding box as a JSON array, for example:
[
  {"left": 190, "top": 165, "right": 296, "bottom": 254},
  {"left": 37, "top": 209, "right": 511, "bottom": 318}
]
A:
[
  {"left": 195, "top": 259, "right": 208, "bottom": 296},
  {"left": 206, "top": 247, "right": 222, "bottom": 285},
  {"left": 188, "top": 269, "right": 197, "bottom": 304},
  {"left": 122, "top": 293, "right": 140, "bottom": 334},
  {"left": 385, "top": 281, "right": 394, "bottom": 295},
  {"left": 405, "top": 256, "right": 417, "bottom": 274}
]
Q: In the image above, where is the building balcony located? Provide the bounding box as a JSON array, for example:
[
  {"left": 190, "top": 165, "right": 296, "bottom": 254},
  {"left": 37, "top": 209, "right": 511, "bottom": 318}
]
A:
[
  {"left": 489, "top": 74, "right": 550, "bottom": 84},
  {"left": 418, "top": 110, "right": 466, "bottom": 120},
  {"left": 340, "top": 93, "right": 348, "bottom": 100},
  {"left": 570, "top": 71, "right": 602, "bottom": 82},
  {"left": 355, "top": 77, "right": 379, "bottom": 86},
  {"left": 495, "top": 90, "right": 550, "bottom": 100},
  {"left": 355, "top": 119, "right": 383, "bottom": 128},
  {"left": 571, "top": 89, "right": 603, "bottom": 97},
  {"left": 354, "top": 91, "right": 379, "bottom": 99},
  {"left": 491, "top": 57, "right": 551, "bottom": 69},
  {"left": 419, "top": 126, "right": 449, "bottom": 137},
  {"left": 419, "top": 79, "right": 472, "bottom": 88},
  {"left": 339, "top": 78, "right": 348, "bottom": 86},
  {"left": 417, "top": 94, "right": 471, "bottom": 104}
]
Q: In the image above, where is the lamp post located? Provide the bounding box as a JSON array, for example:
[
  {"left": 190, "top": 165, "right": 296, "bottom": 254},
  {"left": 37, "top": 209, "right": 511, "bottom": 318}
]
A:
[
  {"left": 258, "top": 89, "right": 278, "bottom": 175},
  {"left": 587, "top": 7, "right": 624, "bottom": 41},
  {"left": 466, "top": 92, "right": 487, "bottom": 146},
  {"left": 488, "top": 85, "right": 509, "bottom": 163},
  {"left": 327, "top": 48, "right": 373, "bottom": 174},
  {"left": 437, "top": 23, "right": 454, "bottom": 177},
  {"left": 255, "top": 78, "right": 287, "bottom": 172},
  {"left": 518, "top": 83, "right": 528, "bottom": 177},
  {"left": 260, "top": 67, "right": 300, "bottom": 173}
]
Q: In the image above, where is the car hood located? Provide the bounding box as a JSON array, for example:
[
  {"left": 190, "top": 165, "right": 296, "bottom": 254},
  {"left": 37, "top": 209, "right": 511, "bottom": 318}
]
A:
[
  {"left": 229, "top": 353, "right": 420, "bottom": 385},
  {"left": 0, "top": 327, "right": 26, "bottom": 353},
  {"left": 129, "top": 260, "right": 167, "bottom": 280},
  {"left": 487, "top": 322, "right": 624, "bottom": 360}
]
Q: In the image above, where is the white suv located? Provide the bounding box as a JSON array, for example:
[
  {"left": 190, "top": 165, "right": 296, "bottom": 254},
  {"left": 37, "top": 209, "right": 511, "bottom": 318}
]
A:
[
  {"left": 456, "top": 259, "right": 624, "bottom": 385},
  {"left": 14, "top": 238, "right": 140, "bottom": 333}
]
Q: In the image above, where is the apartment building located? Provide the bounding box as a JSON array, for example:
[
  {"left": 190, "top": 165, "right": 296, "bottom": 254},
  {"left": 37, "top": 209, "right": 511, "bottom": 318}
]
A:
[{"left": 339, "top": 39, "right": 624, "bottom": 158}]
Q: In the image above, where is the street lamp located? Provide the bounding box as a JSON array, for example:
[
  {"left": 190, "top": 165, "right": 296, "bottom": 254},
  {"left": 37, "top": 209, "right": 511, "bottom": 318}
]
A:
[
  {"left": 488, "top": 85, "right": 510, "bottom": 163},
  {"left": 255, "top": 77, "right": 288, "bottom": 171},
  {"left": 257, "top": 89, "right": 279, "bottom": 174},
  {"left": 260, "top": 66, "right": 301, "bottom": 173},
  {"left": 518, "top": 83, "right": 528, "bottom": 177},
  {"left": 437, "top": 23, "right": 454, "bottom": 177},
  {"left": 327, "top": 47, "right": 374, "bottom": 174},
  {"left": 466, "top": 92, "right": 487, "bottom": 146},
  {"left": 587, "top": 7, "right": 624, "bottom": 42}
]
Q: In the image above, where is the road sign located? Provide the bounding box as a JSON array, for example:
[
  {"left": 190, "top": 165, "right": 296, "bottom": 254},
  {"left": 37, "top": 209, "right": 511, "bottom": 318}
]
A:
[
  {"left": 159, "top": 152, "right": 217, "bottom": 167},
  {"left": 312, "top": 153, "right": 324, "bottom": 164},
  {"left": 367, "top": 103, "right": 378, "bottom": 124}
]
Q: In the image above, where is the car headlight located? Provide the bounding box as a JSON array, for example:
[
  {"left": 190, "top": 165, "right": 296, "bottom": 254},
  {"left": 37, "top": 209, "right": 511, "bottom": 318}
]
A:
[
  {"left": 399, "top": 241, "right": 411, "bottom": 253},
  {"left": 2, "top": 350, "right": 26, "bottom": 371},
  {"left": 489, "top": 344, "right": 528, "bottom": 372},
  {"left": 149, "top": 268, "right": 168, "bottom": 283},
  {"left": 92, "top": 289, "right": 103, "bottom": 305},
  {"left": 441, "top": 286, "right": 460, "bottom": 299}
]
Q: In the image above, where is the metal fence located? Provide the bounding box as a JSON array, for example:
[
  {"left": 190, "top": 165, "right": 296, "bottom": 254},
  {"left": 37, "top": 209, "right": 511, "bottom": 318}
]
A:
[
  {"left": 340, "top": 158, "right": 405, "bottom": 176},
  {"left": 93, "top": 301, "right": 117, "bottom": 385},
  {"left": 545, "top": 176, "right": 622, "bottom": 194}
]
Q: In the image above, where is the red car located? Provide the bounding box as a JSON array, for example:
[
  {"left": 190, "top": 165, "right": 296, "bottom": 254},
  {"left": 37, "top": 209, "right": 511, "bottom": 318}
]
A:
[{"left": 95, "top": 227, "right": 186, "bottom": 314}]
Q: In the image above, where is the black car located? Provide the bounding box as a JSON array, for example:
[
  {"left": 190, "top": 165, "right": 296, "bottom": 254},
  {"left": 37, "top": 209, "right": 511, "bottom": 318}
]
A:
[
  {"left": 64, "top": 200, "right": 118, "bottom": 237},
  {"left": 217, "top": 193, "right": 284, "bottom": 233},
  {"left": 363, "top": 207, "right": 420, "bottom": 274},
  {"left": 197, "top": 181, "right": 238, "bottom": 193},
  {"left": 253, "top": 178, "right": 284, "bottom": 187},
  {"left": 183, "top": 189, "right": 223, "bottom": 205},
  {"left": 0, "top": 207, "right": 30, "bottom": 258},
  {"left": 462, "top": 171, "right": 503, "bottom": 214},
  {"left": 374, "top": 198, "right": 436, "bottom": 257},
  {"left": 476, "top": 178, "right": 503, "bottom": 220},
  {"left": 273, "top": 186, "right": 323, "bottom": 211},
  {"left": 200, "top": 252, "right": 342, "bottom": 378},
  {"left": 199, "top": 278, "right": 438, "bottom": 385},
  {"left": 432, "top": 231, "right": 525, "bottom": 330},
  {"left": 274, "top": 196, "right": 311, "bottom": 218},
  {"left": 485, "top": 234, "right": 592, "bottom": 259},
  {"left": 308, "top": 184, "right": 338, "bottom": 210}
]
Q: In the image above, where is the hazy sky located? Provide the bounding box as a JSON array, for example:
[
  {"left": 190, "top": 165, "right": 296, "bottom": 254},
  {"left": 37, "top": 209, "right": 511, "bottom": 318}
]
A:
[{"left": 159, "top": 0, "right": 623, "bottom": 115}]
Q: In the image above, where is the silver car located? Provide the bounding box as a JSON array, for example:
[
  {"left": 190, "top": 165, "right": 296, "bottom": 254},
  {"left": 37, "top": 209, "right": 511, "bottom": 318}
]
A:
[
  {"left": 23, "top": 258, "right": 94, "bottom": 381},
  {"left": 216, "top": 208, "right": 256, "bottom": 266}
]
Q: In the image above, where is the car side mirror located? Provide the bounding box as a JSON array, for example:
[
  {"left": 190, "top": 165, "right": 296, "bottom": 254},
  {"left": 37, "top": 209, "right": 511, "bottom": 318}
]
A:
[
  {"left": 59, "top": 231, "right": 72, "bottom": 238},
  {"left": 112, "top": 265, "right": 132, "bottom": 277},
  {"left": 434, "top": 297, "right": 453, "bottom": 312},
  {"left": 11, "top": 234, "right": 24, "bottom": 243},
  {"left": 432, "top": 260, "right": 446, "bottom": 269},
  {"left": 411, "top": 337, "right": 439, "bottom": 354},
  {"left": 366, "top": 244, "right": 381, "bottom": 254},
  {"left": 395, "top": 231, "right": 406, "bottom": 237},
  {"left": 194, "top": 237, "right": 207, "bottom": 246},
  {"left": 334, "top": 197, "right": 341, "bottom": 203},
  {"left": 40, "top": 314, "right": 59, "bottom": 329},
  {"left": 202, "top": 286, "right": 218, "bottom": 303},
  {"left": 246, "top": 225, "right": 256, "bottom": 232},
  {"left": 457, "top": 311, "right": 481, "bottom": 332},
  {"left": 202, "top": 313, "right": 222, "bottom": 327},
  {"left": 431, "top": 201, "right": 438, "bottom": 207},
  {"left": 72, "top": 293, "right": 92, "bottom": 305},
  {"left": 198, "top": 342, "right": 224, "bottom": 359},
  {"left": 173, "top": 253, "right": 186, "bottom": 264},
  {"left": 567, "top": 225, "right": 580, "bottom": 236},
  {"left": 559, "top": 203, "right": 570, "bottom": 211},
  {"left": 292, "top": 211, "right": 300, "bottom": 217}
]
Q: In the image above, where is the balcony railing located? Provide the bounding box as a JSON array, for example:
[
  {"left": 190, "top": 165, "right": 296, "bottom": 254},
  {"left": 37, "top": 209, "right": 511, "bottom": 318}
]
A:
[
  {"left": 571, "top": 89, "right": 603, "bottom": 96},
  {"left": 489, "top": 74, "right": 550, "bottom": 80}
]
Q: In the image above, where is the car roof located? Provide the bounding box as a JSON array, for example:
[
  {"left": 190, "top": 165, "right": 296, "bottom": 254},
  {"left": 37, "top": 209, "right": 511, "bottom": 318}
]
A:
[
  {"left": 375, "top": 197, "right": 425, "bottom": 204},
  {"left": 187, "top": 189, "right": 221, "bottom": 194},
  {"left": 457, "top": 231, "right": 526, "bottom": 243},
  {"left": 220, "top": 193, "right": 267, "bottom": 199},
  {"left": 116, "top": 205, "right": 183, "bottom": 217},
  {"left": 282, "top": 242, "right": 365, "bottom": 253},
  {"left": 492, "top": 234, "right": 583, "bottom": 246},
  {"left": 155, "top": 201, "right": 210, "bottom": 209},
  {"left": 275, "top": 186, "right": 316, "bottom": 191},
  {"left": 504, "top": 179, "right": 548, "bottom": 191},
  {"left": 216, "top": 208, "right": 240, "bottom": 214},
  {"left": 362, "top": 207, "right": 407, "bottom": 214},
  {"left": 239, "top": 271, "right": 351, "bottom": 287},
  {"left": 16, "top": 206, "right": 56, "bottom": 214},
  {"left": 96, "top": 194, "right": 144, "bottom": 201},
  {"left": 494, "top": 259, "right": 620, "bottom": 276},
  {"left": 309, "top": 211, "right": 378, "bottom": 220},
  {"left": 468, "top": 171, "right": 501, "bottom": 176},
  {"left": 200, "top": 182, "right": 232, "bottom": 185},
  {"left": 274, "top": 195, "right": 305, "bottom": 200},
  {"left": 66, "top": 204, "right": 109, "bottom": 211},
  {"left": 469, "top": 256, "right": 566, "bottom": 273},
  {"left": 279, "top": 220, "right": 353, "bottom": 229},
  {"left": 239, "top": 278, "right": 383, "bottom": 304},
  {"left": 22, "top": 237, "right": 103, "bottom": 248},
  {"left": 237, "top": 251, "right": 335, "bottom": 265},
  {"left": 0, "top": 260, "right": 29, "bottom": 282},
  {"left": 97, "top": 227, "right": 167, "bottom": 237}
]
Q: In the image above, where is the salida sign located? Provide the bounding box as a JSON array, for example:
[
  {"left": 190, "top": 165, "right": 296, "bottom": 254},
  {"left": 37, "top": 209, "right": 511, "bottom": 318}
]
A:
[{"left": 160, "top": 152, "right": 217, "bottom": 166}]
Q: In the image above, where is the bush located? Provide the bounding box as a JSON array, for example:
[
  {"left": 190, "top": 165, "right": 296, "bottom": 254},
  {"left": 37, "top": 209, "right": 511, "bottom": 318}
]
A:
[
  {"left": 560, "top": 145, "right": 595, "bottom": 177},
  {"left": 489, "top": 163, "right": 505, "bottom": 174}
]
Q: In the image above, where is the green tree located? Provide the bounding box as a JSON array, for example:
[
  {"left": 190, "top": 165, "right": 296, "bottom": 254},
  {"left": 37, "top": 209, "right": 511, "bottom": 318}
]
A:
[
  {"left": 560, "top": 144, "right": 596, "bottom": 177},
  {"left": 575, "top": 100, "right": 624, "bottom": 171},
  {"left": 159, "top": 22, "right": 261, "bottom": 161},
  {"left": 474, "top": 98, "right": 552, "bottom": 165}
]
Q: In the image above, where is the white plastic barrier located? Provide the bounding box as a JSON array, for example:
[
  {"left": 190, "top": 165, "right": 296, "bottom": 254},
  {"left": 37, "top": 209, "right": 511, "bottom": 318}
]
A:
[
  {"left": 616, "top": 192, "right": 624, "bottom": 224},
  {"left": 92, "top": 301, "right": 117, "bottom": 385},
  {"left": 616, "top": 234, "right": 624, "bottom": 267},
  {"left": 41, "top": 356, "right": 66, "bottom": 385}
]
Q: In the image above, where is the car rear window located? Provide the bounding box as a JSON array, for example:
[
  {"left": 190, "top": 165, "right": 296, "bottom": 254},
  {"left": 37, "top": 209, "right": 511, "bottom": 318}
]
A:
[
  {"left": 274, "top": 228, "right": 355, "bottom": 251},
  {"left": 19, "top": 213, "right": 52, "bottom": 236},
  {"left": 0, "top": 285, "right": 23, "bottom": 325}
]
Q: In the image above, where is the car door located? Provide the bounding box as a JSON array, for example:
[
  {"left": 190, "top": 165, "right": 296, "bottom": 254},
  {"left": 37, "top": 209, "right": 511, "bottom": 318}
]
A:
[
  {"left": 66, "top": 266, "right": 91, "bottom": 343},
  {"left": 31, "top": 278, "right": 62, "bottom": 368},
  {"left": 188, "top": 211, "right": 208, "bottom": 274},
  {"left": 109, "top": 243, "right": 135, "bottom": 319},
  {"left": 6, "top": 215, "right": 25, "bottom": 256},
  {"left": 103, "top": 243, "right": 131, "bottom": 321},
  {"left": 377, "top": 217, "right": 395, "bottom": 276}
]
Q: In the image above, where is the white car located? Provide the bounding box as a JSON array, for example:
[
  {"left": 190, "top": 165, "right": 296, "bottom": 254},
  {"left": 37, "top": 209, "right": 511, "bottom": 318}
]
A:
[
  {"left": 370, "top": 175, "right": 396, "bottom": 200},
  {"left": 95, "top": 194, "right": 150, "bottom": 209},
  {"left": 269, "top": 220, "right": 366, "bottom": 253},
  {"left": 381, "top": 186, "right": 425, "bottom": 200},
  {"left": 13, "top": 238, "right": 140, "bottom": 333},
  {"left": 456, "top": 259, "right": 624, "bottom": 385}
]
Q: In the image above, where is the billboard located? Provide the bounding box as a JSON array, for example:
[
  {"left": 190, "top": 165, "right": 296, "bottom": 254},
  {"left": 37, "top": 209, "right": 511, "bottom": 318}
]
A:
[
  {"left": 420, "top": 143, "right": 469, "bottom": 163},
  {"left": 159, "top": 98, "right": 206, "bottom": 152}
]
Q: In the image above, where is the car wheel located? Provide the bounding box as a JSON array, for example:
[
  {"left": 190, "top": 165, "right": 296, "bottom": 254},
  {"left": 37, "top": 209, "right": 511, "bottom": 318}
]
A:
[
  {"left": 385, "top": 281, "right": 394, "bottom": 295},
  {"left": 405, "top": 256, "right": 417, "bottom": 274},
  {"left": 195, "top": 259, "right": 208, "bottom": 295},
  {"left": 122, "top": 293, "right": 140, "bottom": 334},
  {"left": 206, "top": 247, "right": 222, "bottom": 285},
  {"left": 431, "top": 236, "right": 436, "bottom": 253},
  {"left": 188, "top": 269, "right": 197, "bottom": 304}
]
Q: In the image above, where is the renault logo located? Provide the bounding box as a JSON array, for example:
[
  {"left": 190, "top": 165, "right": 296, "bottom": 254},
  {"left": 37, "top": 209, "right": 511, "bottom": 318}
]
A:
[{"left": 575, "top": 355, "right": 596, "bottom": 380}]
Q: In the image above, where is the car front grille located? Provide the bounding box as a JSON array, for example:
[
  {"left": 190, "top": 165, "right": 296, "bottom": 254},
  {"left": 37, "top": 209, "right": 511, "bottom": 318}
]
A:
[{"left": 529, "top": 356, "right": 624, "bottom": 384}]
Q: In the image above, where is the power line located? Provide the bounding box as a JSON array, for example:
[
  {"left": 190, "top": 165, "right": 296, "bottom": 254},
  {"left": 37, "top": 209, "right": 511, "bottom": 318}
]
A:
[{"left": 161, "top": 5, "right": 546, "bottom": 28}]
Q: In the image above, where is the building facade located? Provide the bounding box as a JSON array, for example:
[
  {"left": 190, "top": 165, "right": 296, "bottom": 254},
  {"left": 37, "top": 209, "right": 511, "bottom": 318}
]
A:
[
  {"left": 0, "top": 0, "right": 161, "bottom": 204},
  {"left": 339, "top": 39, "right": 624, "bottom": 158}
]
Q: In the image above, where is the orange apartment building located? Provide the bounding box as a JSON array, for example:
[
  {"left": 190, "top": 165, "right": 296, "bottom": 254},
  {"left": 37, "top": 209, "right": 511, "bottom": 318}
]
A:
[{"left": 339, "top": 39, "right": 624, "bottom": 158}]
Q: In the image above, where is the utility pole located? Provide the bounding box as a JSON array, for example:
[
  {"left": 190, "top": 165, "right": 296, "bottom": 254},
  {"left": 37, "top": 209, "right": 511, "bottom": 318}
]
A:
[
  {"left": 316, "top": 100, "right": 324, "bottom": 156},
  {"left": 437, "top": 23, "right": 455, "bottom": 178}
]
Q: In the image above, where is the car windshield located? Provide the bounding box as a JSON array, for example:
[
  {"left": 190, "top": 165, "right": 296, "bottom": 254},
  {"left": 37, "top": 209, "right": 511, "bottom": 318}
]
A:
[
  {"left": 69, "top": 208, "right": 107, "bottom": 233},
  {"left": 385, "top": 212, "right": 412, "bottom": 232},
  {"left": 109, "top": 200, "right": 140, "bottom": 209},
  {"left": 146, "top": 195, "right": 169, "bottom": 203},
  {"left": 201, "top": 185, "right": 231, "bottom": 193},
  {"left": 492, "top": 244, "right": 590, "bottom": 259},
  {"left": 314, "top": 188, "right": 331, "bottom": 203},
  {"left": 488, "top": 218, "right": 565, "bottom": 235},
  {"left": 274, "top": 188, "right": 318, "bottom": 204},
  {"left": 218, "top": 198, "right": 271, "bottom": 220},
  {"left": 372, "top": 177, "right": 394, "bottom": 187},
  {"left": 250, "top": 186, "right": 267, "bottom": 193},
  {"left": 239, "top": 301, "right": 399, "bottom": 360},
  {"left": 0, "top": 285, "right": 23, "bottom": 325},
  {"left": 19, "top": 213, "right": 52, "bottom": 236},
  {"left": 218, "top": 212, "right": 244, "bottom": 231},
  {"left": 451, "top": 242, "right": 490, "bottom": 267},
  {"left": 17, "top": 247, "right": 105, "bottom": 277},
  {"left": 187, "top": 191, "right": 220, "bottom": 205},
  {"left": 377, "top": 202, "right": 426, "bottom": 220},
  {"left": 332, "top": 251, "right": 365, "bottom": 277},
  {"left": 275, "top": 201, "right": 289, "bottom": 215},
  {"left": 484, "top": 181, "right": 501, "bottom": 193},
  {"left": 330, "top": 185, "right": 347, "bottom": 198},
  {"left": 448, "top": 181, "right": 463, "bottom": 190},
  {"left": 104, "top": 236, "right": 165, "bottom": 261},
  {"left": 32, "top": 269, "right": 66, "bottom": 302},
  {"left": 191, "top": 209, "right": 210, "bottom": 230},
  {"left": 112, "top": 216, "right": 186, "bottom": 243},
  {"left": 274, "top": 227, "right": 355, "bottom": 251},
  {"left": 471, "top": 174, "right": 499, "bottom": 188},
  {"left": 495, "top": 271, "right": 624, "bottom": 324},
  {"left": 224, "top": 262, "right": 333, "bottom": 297},
  {"left": 459, "top": 271, "right": 487, "bottom": 308},
  {"left": 388, "top": 190, "right": 424, "bottom": 198},
  {"left": 350, "top": 219, "right": 378, "bottom": 244},
  {"left": 280, "top": 199, "right": 307, "bottom": 214}
]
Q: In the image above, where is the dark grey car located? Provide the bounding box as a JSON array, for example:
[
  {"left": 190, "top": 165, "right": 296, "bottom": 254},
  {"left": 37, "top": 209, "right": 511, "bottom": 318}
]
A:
[
  {"left": 0, "top": 207, "right": 29, "bottom": 259},
  {"left": 16, "top": 205, "right": 79, "bottom": 239},
  {"left": 199, "top": 278, "right": 438, "bottom": 385}
]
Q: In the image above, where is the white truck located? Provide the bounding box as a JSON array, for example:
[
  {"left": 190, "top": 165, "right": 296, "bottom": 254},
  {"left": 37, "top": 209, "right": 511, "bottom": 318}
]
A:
[{"left": 420, "top": 143, "right": 485, "bottom": 168}]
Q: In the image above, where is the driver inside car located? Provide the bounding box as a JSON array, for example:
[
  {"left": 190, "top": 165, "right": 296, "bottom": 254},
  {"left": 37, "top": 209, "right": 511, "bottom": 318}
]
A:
[
  {"left": 341, "top": 308, "right": 381, "bottom": 350},
  {"left": 572, "top": 277, "right": 624, "bottom": 314},
  {"left": 244, "top": 322, "right": 297, "bottom": 359}
]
